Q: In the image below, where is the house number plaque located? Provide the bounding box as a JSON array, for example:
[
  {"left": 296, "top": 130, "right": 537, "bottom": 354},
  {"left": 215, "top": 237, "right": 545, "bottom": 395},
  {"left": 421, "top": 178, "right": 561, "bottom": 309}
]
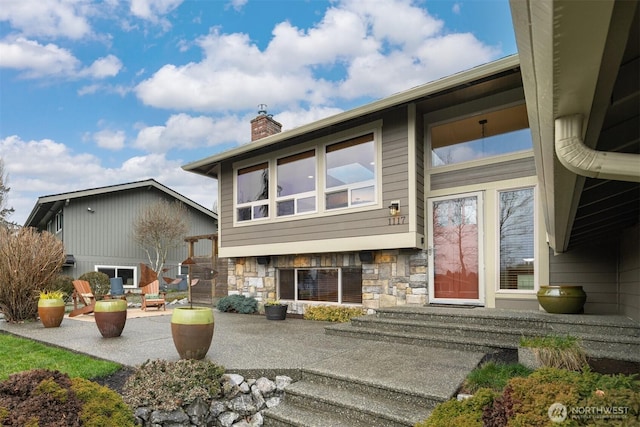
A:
[{"left": 388, "top": 216, "right": 407, "bottom": 226}]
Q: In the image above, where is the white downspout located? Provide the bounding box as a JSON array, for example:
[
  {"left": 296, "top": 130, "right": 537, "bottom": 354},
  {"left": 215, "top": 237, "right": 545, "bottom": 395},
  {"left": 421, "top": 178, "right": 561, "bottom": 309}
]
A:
[{"left": 555, "top": 115, "right": 640, "bottom": 183}]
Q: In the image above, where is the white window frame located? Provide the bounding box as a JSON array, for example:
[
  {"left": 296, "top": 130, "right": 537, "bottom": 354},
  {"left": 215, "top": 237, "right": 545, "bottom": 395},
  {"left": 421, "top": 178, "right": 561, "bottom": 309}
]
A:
[
  {"left": 275, "top": 150, "right": 317, "bottom": 217},
  {"left": 235, "top": 162, "right": 270, "bottom": 223},
  {"left": 495, "top": 185, "right": 538, "bottom": 294},
  {"left": 95, "top": 265, "right": 137, "bottom": 289},
  {"left": 279, "top": 267, "right": 350, "bottom": 304},
  {"left": 55, "top": 212, "right": 63, "bottom": 234},
  {"left": 324, "top": 133, "right": 378, "bottom": 211},
  {"left": 232, "top": 122, "right": 382, "bottom": 226}
]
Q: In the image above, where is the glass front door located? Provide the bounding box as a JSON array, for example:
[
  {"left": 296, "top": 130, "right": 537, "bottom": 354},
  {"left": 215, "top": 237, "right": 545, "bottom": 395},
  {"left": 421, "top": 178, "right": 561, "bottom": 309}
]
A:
[{"left": 428, "top": 192, "right": 484, "bottom": 304}]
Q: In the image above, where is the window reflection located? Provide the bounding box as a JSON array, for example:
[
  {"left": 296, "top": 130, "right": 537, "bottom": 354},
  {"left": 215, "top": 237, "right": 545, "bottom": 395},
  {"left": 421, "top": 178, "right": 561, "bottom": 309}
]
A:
[
  {"left": 277, "top": 150, "right": 316, "bottom": 217},
  {"left": 237, "top": 163, "right": 269, "bottom": 221},
  {"left": 326, "top": 133, "right": 376, "bottom": 209},
  {"left": 499, "top": 188, "right": 535, "bottom": 290},
  {"left": 431, "top": 104, "right": 532, "bottom": 166}
]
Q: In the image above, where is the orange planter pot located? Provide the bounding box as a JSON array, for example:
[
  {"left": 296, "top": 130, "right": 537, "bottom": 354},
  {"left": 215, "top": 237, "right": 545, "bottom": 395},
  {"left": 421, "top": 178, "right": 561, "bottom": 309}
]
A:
[{"left": 38, "top": 299, "right": 65, "bottom": 328}]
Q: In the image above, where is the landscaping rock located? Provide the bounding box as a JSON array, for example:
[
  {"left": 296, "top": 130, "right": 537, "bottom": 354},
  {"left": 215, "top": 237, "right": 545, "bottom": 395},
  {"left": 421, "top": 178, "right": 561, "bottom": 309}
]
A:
[{"left": 133, "top": 374, "right": 293, "bottom": 426}]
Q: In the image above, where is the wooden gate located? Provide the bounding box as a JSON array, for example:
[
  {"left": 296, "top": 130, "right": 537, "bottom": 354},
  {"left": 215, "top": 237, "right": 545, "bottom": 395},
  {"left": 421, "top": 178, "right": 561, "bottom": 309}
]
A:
[{"left": 184, "top": 234, "right": 228, "bottom": 305}]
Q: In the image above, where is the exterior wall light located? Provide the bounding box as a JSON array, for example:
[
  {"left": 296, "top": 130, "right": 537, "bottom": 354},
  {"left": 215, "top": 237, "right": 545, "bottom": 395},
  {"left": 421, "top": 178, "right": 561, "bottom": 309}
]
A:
[{"left": 388, "top": 201, "right": 400, "bottom": 216}]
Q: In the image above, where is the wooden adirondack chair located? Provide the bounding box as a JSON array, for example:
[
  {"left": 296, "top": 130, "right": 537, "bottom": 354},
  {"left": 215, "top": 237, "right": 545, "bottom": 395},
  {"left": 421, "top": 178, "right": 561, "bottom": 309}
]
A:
[
  {"left": 141, "top": 280, "right": 166, "bottom": 311},
  {"left": 70, "top": 280, "right": 96, "bottom": 317}
]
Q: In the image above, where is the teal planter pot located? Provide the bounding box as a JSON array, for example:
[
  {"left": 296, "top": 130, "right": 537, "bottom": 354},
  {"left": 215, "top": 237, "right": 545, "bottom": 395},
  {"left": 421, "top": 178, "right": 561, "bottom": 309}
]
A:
[{"left": 537, "top": 285, "right": 586, "bottom": 314}]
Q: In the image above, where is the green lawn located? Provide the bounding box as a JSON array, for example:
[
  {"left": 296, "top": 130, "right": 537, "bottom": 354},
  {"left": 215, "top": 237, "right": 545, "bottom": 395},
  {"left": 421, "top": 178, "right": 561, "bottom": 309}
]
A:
[{"left": 0, "top": 333, "right": 122, "bottom": 381}]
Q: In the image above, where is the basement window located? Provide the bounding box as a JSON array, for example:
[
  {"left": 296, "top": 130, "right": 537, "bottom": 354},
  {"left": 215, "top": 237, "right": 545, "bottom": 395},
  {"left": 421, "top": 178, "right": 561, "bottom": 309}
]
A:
[{"left": 278, "top": 268, "right": 362, "bottom": 304}]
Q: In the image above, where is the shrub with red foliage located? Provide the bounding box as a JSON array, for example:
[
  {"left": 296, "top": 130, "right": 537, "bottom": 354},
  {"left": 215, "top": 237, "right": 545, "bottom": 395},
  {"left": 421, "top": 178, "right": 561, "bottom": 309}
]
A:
[{"left": 0, "top": 369, "right": 82, "bottom": 426}]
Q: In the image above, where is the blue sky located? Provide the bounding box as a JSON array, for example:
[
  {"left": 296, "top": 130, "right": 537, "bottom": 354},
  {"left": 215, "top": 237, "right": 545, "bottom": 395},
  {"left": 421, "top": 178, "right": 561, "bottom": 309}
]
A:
[{"left": 0, "top": 0, "right": 517, "bottom": 225}]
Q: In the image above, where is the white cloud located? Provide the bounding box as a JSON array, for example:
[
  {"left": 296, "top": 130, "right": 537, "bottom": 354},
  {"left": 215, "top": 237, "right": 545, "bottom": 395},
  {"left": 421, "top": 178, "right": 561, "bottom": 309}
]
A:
[
  {"left": 0, "top": 0, "right": 93, "bottom": 40},
  {"left": 0, "top": 37, "right": 123, "bottom": 79},
  {"left": 129, "top": 0, "right": 183, "bottom": 28},
  {"left": 134, "top": 0, "right": 500, "bottom": 113},
  {"left": 0, "top": 37, "right": 80, "bottom": 77},
  {"left": 133, "top": 113, "right": 249, "bottom": 152},
  {"left": 1, "top": 135, "right": 217, "bottom": 225},
  {"left": 226, "top": 0, "right": 248, "bottom": 12},
  {"left": 93, "top": 129, "right": 126, "bottom": 150},
  {"left": 81, "top": 54, "right": 123, "bottom": 78}
]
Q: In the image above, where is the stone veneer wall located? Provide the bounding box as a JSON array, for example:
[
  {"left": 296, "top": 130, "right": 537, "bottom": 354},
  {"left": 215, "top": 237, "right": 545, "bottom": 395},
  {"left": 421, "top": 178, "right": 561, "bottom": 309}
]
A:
[{"left": 227, "top": 250, "right": 428, "bottom": 314}]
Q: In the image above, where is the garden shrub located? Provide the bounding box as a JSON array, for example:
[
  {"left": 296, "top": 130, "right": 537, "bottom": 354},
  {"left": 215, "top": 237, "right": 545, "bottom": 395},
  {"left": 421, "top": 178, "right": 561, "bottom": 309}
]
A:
[
  {"left": 122, "top": 359, "right": 226, "bottom": 411},
  {"left": 416, "top": 388, "right": 497, "bottom": 427},
  {"left": 0, "top": 369, "right": 135, "bottom": 427},
  {"left": 72, "top": 377, "right": 135, "bottom": 427},
  {"left": 78, "top": 271, "right": 111, "bottom": 297},
  {"left": 303, "top": 305, "right": 365, "bottom": 322},
  {"left": 482, "top": 367, "right": 640, "bottom": 427},
  {"left": 418, "top": 367, "right": 639, "bottom": 427},
  {"left": 216, "top": 294, "right": 258, "bottom": 314},
  {"left": 52, "top": 275, "right": 75, "bottom": 302},
  {"left": 0, "top": 227, "right": 65, "bottom": 322}
]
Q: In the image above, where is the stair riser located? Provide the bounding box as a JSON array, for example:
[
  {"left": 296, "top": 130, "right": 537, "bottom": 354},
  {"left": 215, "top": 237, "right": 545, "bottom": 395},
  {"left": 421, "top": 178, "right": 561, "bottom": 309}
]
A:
[
  {"left": 284, "top": 393, "right": 412, "bottom": 427},
  {"left": 325, "top": 327, "right": 502, "bottom": 353},
  {"left": 262, "top": 414, "right": 299, "bottom": 427},
  {"left": 581, "top": 341, "right": 640, "bottom": 363},
  {"left": 374, "top": 312, "right": 546, "bottom": 330},
  {"left": 373, "top": 312, "right": 640, "bottom": 337},
  {"left": 352, "top": 319, "right": 526, "bottom": 344},
  {"left": 327, "top": 327, "right": 640, "bottom": 363},
  {"left": 300, "top": 370, "right": 441, "bottom": 409}
]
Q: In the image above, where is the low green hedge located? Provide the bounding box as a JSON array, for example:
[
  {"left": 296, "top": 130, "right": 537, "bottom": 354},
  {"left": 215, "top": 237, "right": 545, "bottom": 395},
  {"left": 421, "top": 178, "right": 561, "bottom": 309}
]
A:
[
  {"left": 417, "top": 367, "right": 639, "bottom": 427},
  {"left": 303, "top": 305, "right": 365, "bottom": 322}
]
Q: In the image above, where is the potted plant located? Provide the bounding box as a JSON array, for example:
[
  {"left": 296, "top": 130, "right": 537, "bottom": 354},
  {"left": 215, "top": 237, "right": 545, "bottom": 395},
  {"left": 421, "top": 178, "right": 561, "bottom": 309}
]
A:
[
  {"left": 37, "top": 290, "right": 66, "bottom": 328},
  {"left": 264, "top": 299, "right": 287, "bottom": 320},
  {"left": 537, "top": 285, "right": 587, "bottom": 314},
  {"left": 171, "top": 306, "right": 214, "bottom": 360},
  {"left": 518, "top": 335, "right": 587, "bottom": 371},
  {"left": 94, "top": 299, "right": 127, "bottom": 338}
]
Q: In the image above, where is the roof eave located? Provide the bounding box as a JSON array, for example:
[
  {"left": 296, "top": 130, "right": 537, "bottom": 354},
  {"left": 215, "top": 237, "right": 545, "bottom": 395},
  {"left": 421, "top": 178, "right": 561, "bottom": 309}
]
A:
[{"left": 510, "top": 0, "right": 622, "bottom": 253}]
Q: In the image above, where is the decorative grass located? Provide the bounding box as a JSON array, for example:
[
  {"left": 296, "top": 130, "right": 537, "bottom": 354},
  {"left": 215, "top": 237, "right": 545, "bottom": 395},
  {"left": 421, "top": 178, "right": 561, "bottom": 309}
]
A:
[
  {"left": 520, "top": 335, "right": 588, "bottom": 371},
  {"left": 462, "top": 362, "right": 533, "bottom": 393},
  {"left": 0, "top": 333, "right": 121, "bottom": 381}
]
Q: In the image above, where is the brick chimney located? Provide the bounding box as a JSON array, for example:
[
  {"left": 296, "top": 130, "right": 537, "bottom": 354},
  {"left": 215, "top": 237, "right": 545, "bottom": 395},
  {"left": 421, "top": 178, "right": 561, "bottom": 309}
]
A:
[{"left": 251, "top": 104, "right": 282, "bottom": 141}]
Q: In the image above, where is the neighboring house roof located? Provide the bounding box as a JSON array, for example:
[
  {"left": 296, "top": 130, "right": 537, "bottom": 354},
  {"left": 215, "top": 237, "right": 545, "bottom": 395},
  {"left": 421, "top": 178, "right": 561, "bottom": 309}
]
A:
[
  {"left": 183, "top": 54, "right": 521, "bottom": 178},
  {"left": 24, "top": 179, "right": 217, "bottom": 229},
  {"left": 511, "top": 0, "right": 639, "bottom": 251}
]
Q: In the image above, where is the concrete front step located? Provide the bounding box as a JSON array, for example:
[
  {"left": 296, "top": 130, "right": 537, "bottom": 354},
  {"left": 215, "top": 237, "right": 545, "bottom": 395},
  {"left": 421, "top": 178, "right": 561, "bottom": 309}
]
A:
[
  {"left": 326, "top": 306, "right": 640, "bottom": 363},
  {"left": 373, "top": 306, "right": 640, "bottom": 337},
  {"left": 263, "top": 402, "right": 372, "bottom": 427},
  {"left": 271, "top": 380, "right": 432, "bottom": 427},
  {"left": 264, "top": 342, "right": 485, "bottom": 427}
]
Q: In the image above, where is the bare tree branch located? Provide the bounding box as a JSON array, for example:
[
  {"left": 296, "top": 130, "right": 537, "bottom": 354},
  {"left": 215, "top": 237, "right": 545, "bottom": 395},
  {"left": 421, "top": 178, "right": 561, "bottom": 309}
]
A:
[{"left": 132, "top": 199, "right": 189, "bottom": 281}]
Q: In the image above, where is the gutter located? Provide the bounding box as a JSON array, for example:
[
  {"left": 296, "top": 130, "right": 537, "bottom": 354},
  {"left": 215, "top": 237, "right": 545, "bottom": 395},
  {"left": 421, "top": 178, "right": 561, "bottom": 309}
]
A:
[{"left": 555, "top": 115, "right": 640, "bottom": 183}]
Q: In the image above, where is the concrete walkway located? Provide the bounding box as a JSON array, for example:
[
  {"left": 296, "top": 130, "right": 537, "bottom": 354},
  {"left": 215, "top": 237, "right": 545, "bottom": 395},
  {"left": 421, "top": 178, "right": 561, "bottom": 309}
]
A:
[{"left": 0, "top": 308, "right": 485, "bottom": 402}]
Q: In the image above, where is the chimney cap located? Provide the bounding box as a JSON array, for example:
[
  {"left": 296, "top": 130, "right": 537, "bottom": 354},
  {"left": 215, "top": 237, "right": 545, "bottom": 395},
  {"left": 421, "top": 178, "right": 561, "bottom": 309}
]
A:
[{"left": 258, "top": 104, "right": 268, "bottom": 116}]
